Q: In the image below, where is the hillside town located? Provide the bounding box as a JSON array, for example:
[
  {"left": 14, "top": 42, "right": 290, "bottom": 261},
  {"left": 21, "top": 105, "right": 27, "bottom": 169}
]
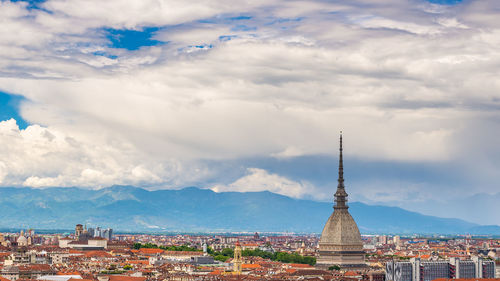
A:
[{"left": 0, "top": 225, "right": 498, "bottom": 281}]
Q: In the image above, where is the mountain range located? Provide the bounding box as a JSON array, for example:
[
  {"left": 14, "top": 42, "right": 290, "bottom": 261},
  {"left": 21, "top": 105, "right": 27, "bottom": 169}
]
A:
[{"left": 0, "top": 186, "right": 498, "bottom": 235}]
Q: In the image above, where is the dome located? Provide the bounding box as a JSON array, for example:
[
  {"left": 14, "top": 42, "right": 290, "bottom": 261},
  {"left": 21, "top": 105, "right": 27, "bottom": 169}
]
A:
[
  {"left": 17, "top": 235, "right": 27, "bottom": 246},
  {"left": 319, "top": 208, "right": 362, "bottom": 246}
]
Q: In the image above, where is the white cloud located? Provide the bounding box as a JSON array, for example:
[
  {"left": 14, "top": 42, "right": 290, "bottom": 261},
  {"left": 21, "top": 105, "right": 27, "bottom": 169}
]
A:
[
  {"left": 0, "top": 161, "right": 7, "bottom": 184},
  {"left": 271, "top": 146, "right": 305, "bottom": 159},
  {"left": 0, "top": 119, "right": 205, "bottom": 188},
  {"left": 0, "top": 0, "right": 499, "bottom": 215},
  {"left": 41, "top": 0, "right": 270, "bottom": 30},
  {"left": 211, "top": 168, "right": 318, "bottom": 199}
]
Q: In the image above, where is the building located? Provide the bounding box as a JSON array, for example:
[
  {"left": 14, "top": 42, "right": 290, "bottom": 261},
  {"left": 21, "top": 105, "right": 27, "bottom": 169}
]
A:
[
  {"left": 317, "top": 133, "right": 365, "bottom": 268},
  {"left": 472, "top": 257, "right": 496, "bottom": 279},
  {"left": 58, "top": 237, "right": 73, "bottom": 248},
  {"left": 48, "top": 253, "right": 70, "bottom": 265},
  {"left": 4, "top": 249, "right": 36, "bottom": 265},
  {"left": 394, "top": 236, "right": 401, "bottom": 247},
  {"left": 102, "top": 228, "right": 113, "bottom": 240},
  {"left": 87, "top": 226, "right": 113, "bottom": 240},
  {"left": 386, "top": 261, "right": 412, "bottom": 281},
  {"left": 75, "top": 224, "right": 83, "bottom": 238},
  {"left": 233, "top": 242, "right": 242, "bottom": 274},
  {"left": 386, "top": 257, "right": 497, "bottom": 281},
  {"left": 415, "top": 259, "right": 450, "bottom": 281},
  {"left": 16, "top": 231, "right": 30, "bottom": 247},
  {"left": 450, "top": 258, "right": 476, "bottom": 279},
  {"left": 1, "top": 264, "right": 55, "bottom": 281},
  {"left": 59, "top": 237, "right": 108, "bottom": 250}
]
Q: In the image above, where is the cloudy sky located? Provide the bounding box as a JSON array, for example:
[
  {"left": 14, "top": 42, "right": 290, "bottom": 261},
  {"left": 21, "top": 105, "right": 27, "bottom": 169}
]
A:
[{"left": 1, "top": 0, "right": 499, "bottom": 225}]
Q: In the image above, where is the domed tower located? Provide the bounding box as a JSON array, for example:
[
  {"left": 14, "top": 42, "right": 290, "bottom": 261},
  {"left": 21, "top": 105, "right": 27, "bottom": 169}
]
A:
[
  {"left": 17, "top": 231, "right": 28, "bottom": 247},
  {"left": 317, "top": 133, "right": 365, "bottom": 268}
]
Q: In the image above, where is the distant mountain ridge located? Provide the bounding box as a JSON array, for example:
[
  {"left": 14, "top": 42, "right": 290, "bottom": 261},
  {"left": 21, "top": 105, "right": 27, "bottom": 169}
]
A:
[{"left": 0, "top": 186, "right": 498, "bottom": 234}]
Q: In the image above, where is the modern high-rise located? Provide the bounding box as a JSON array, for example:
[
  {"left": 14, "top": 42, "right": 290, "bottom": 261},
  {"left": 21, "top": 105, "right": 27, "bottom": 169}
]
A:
[
  {"left": 317, "top": 133, "right": 365, "bottom": 268},
  {"left": 386, "top": 257, "right": 496, "bottom": 281},
  {"left": 102, "top": 228, "right": 113, "bottom": 240}
]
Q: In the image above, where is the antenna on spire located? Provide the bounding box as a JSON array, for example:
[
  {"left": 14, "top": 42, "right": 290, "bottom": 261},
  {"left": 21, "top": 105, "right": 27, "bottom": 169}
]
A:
[{"left": 338, "top": 131, "right": 343, "bottom": 186}]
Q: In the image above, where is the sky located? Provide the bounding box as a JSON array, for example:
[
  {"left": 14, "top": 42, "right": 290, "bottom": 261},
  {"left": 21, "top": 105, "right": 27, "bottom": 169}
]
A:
[{"left": 0, "top": 0, "right": 499, "bottom": 225}]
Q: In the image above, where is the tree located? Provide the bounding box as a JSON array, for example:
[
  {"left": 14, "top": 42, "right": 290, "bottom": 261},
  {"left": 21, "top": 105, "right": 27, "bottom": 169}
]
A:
[
  {"left": 207, "top": 246, "right": 215, "bottom": 255},
  {"left": 214, "top": 255, "right": 229, "bottom": 262},
  {"left": 221, "top": 248, "right": 234, "bottom": 257},
  {"left": 328, "top": 265, "right": 341, "bottom": 271}
]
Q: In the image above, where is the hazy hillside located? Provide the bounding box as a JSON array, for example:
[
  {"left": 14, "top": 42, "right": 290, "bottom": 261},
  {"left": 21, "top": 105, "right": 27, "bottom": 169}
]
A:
[{"left": 0, "top": 186, "right": 498, "bottom": 234}]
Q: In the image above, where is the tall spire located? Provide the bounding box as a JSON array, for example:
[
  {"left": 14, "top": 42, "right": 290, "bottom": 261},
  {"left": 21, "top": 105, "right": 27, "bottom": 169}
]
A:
[
  {"left": 334, "top": 131, "right": 348, "bottom": 209},
  {"left": 338, "top": 131, "right": 344, "bottom": 188}
]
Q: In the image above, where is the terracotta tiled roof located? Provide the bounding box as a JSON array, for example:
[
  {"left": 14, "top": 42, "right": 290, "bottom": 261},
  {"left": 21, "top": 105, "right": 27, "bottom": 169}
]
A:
[
  {"left": 242, "top": 264, "right": 261, "bottom": 269},
  {"left": 84, "top": 251, "right": 112, "bottom": 258},
  {"left": 138, "top": 248, "right": 164, "bottom": 255},
  {"left": 107, "top": 276, "right": 146, "bottom": 281},
  {"left": 208, "top": 270, "right": 223, "bottom": 275},
  {"left": 19, "top": 264, "right": 53, "bottom": 271},
  {"left": 288, "top": 263, "right": 314, "bottom": 268},
  {"left": 344, "top": 271, "right": 360, "bottom": 277},
  {"left": 69, "top": 249, "right": 83, "bottom": 254}
]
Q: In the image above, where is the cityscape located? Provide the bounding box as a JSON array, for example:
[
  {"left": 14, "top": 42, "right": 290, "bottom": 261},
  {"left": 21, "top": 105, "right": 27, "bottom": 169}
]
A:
[
  {"left": 0, "top": 136, "right": 497, "bottom": 280},
  {"left": 1, "top": 0, "right": 500, "bottom": 281}
]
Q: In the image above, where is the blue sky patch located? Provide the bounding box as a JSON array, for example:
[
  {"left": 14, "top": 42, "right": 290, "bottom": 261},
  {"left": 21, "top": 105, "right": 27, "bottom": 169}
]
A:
[
  {"left": 229, "top": 15, "right": 252, "bottom": 21},
  {"left": 427, "top": 0, "right": 462, "bottom": 4},
  {"left": 92, "top": 51, "right": 118, "bottom": 60},
  {"left": 0, "top": 92, "right": 29, "bottom": 129},
  {"left": 10, "top": 0, "right": 49, "bottom": 11},
  {"left": 267, "top": 17, "right": 303, "bottom": 25},
  {"left": 231, "top": 25, "right": 257, "bottom": 32},
  {"left": 194, "top": 44, "right": 213, "bottom": 49},
  {"left": 219, "top": 35, "right": 237, "bottom": 42},
  {"left": 105, "top": 27, "right": 163, "bottom": 51},
  {"left": 196, "top": 14, "right": 257, "bottom": 26}
]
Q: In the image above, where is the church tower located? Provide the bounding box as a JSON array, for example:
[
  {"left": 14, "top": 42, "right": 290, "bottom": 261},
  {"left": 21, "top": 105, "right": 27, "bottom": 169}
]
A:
[
  {"left": 233, "top": 242, "right": 242, "bottom": 274},
  {"left": 317, "top": 133, "right": 365, "bottom": 268}
]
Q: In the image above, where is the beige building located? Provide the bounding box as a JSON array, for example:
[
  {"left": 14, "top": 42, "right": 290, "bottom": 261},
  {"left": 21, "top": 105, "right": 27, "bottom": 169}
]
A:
[
  {"left": 58, "top": 237, "right": 73, "bottom": 248},
  {"left": 317, "top": 134, "right": 365, "bottom": 269},
  {"left": 58, "top": 237, "right": 107, "bottom": 250}
]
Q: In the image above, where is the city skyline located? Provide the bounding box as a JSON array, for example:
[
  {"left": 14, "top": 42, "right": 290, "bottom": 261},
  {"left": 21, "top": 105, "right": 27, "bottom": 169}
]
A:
[
  {"left": 0, "top": 0, "right": 500, "bottom": 228},
  {"left": 0, "top": 0, "right": 499, "bottom": 280},
  {"left": 0, "top": 226, "right": 497, "bottom": 279}
]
